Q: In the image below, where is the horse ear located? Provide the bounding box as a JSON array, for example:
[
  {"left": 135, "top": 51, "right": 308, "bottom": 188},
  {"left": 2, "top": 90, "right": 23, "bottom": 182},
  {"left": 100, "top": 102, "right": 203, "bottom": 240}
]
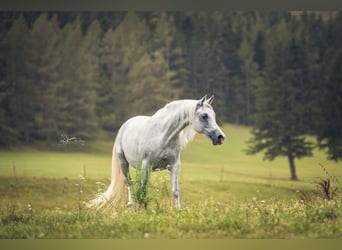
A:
[
  {"left": 206, "top": 95, "right": 214, "bottom": 105},
  {"left": 198, "top": 95, "right": 207, "bottom": 106},
  {"left": 197, "top": 95, "right": 207, "bottom": 108}
]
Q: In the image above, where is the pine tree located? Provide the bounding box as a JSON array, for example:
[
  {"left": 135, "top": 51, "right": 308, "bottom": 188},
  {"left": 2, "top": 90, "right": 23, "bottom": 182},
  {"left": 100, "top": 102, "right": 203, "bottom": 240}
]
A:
[
  {"left": 187, "top": 12, "right": 212, "bottom": 98},
  {"left": 2, "top": 15, "right": 31, "bottom": 143},
  {"left": 183, "top": 11, "right": 229, "bottom": 116},
  {"left": 97, "top": 28, "right": 120, "bottom": 131},
  {"left": 151, "top": 12, "right": 182, "bottom": 99},
  {"left": 26, "top": 14, "right": 62, "bottom": 144},
  {"left": 77, "top": 18, "right": 101, "bottom": 138},
  {"left": 316, "top": 49, "right": 342, "bottom": 161},
  {"left": 0, "top": 16, "right": 9, "bottom": 143},
  {"left": 218, "top": 12, "right": 245, "bottom": 124},
  {"left": 246, "top": 19, "right": 314, "bottom": 181},
  {"left": 98, "top": 11, "right": 151, "bottom": 131},
  {"left": 170, "top": 11, "right": 193, "bottom": 97},
  {"left": 127, "top": 50, "right": 175, "bottom": 115},
  {"left": 151, "top": 12, "right": 175, "bottom": 79},
  {"left": 206, "top": 12, "right": 230, "bottom": 119},
  {"left": 314, "top": 13, "right": 342, "bottom": 161},
  {"left": 237, "top": 12, "right": 263, "bottom": 124},
  {"left": 0, "top": 81, "right": 15, "bottom": 145},
  {"left": 124, "top": 12, "right": 181, "bottom": 116},
  {"left": 58, "top": 17, "right": 99, "bottom": 139}
]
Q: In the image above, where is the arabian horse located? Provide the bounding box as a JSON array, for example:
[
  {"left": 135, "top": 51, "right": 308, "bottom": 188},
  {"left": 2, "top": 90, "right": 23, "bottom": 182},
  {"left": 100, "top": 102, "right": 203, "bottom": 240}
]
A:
[{"left": 88, "top": 95, "right": 225, "bottom": 209}]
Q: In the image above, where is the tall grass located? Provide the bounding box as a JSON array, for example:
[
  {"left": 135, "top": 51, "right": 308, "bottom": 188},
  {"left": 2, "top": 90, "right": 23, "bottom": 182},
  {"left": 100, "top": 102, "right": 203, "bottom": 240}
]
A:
[{"left": 1, "top": 188, "right": 341, "bottom": 238}]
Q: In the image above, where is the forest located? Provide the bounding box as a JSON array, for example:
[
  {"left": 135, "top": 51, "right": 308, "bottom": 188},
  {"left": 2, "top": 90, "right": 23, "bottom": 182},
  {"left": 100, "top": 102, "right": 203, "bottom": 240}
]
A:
[{"left": 0, "top": 11, "right": 341, "bottom": 162}]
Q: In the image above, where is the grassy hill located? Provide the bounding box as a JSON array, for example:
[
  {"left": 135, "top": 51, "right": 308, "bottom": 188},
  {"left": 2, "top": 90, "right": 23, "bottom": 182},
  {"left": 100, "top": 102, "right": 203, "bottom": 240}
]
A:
[{"left": 1, "top": 124, "right": 340, "bottom": 188}]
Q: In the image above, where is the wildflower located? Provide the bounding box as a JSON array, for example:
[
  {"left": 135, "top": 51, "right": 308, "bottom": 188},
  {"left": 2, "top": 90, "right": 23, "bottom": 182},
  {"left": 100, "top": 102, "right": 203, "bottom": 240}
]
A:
[{"left": 37, "top": 232, "right": 45, "bottom": 238}]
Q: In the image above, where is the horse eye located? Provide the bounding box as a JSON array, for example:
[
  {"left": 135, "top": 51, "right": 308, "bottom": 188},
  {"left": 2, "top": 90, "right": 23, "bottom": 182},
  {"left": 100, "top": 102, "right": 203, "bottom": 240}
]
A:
[{"left": 200, "top": 113, "right": 208, "bottom": 120}]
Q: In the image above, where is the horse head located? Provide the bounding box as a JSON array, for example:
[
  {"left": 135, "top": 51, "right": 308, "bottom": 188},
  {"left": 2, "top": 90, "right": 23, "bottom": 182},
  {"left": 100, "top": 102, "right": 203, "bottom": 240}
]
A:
[{"left": 192, "top": 95, "right": 226, "bottom": 145}]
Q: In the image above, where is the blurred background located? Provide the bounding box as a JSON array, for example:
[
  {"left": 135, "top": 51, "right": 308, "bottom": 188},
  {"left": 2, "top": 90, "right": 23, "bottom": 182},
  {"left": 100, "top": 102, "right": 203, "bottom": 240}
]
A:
[{"left": 0, "top": 11, "right": 340, "bottom": 162}]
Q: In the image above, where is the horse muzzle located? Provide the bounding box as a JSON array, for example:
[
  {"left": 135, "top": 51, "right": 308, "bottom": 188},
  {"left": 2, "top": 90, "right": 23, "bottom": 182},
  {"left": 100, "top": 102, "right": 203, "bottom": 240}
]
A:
[{"left": 208, "top": 130, "right": 225, "bottom": 146}]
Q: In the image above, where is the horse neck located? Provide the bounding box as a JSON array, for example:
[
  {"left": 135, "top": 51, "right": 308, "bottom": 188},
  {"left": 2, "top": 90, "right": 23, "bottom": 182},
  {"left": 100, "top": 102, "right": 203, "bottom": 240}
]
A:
[{"left": 155, "top": 100, "right": 197, "bottom": 147}]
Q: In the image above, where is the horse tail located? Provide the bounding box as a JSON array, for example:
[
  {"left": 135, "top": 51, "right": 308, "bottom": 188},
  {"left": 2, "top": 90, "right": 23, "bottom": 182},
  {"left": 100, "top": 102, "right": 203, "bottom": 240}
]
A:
[{"left": 87, "top": 143, "right": 125, "bottom": 209}]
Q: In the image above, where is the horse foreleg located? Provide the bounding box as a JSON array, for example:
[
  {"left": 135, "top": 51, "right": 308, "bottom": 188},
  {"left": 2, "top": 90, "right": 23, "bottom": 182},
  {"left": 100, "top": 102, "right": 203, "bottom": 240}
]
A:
[{"left": 170, "top": 162, "right": 181, "bottom": 209}]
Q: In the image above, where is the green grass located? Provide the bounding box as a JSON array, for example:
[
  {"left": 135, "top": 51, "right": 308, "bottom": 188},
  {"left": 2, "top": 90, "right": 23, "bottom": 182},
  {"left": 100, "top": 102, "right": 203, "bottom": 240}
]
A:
[
  {"left": 0, "top": 124, "right": 341, "bottom": 238},
  {"left": 0, "top": 176, "right": 341, "bottom": 239},
  {"left": 1, "top": 175, "right": 341, "bottom": 239}
]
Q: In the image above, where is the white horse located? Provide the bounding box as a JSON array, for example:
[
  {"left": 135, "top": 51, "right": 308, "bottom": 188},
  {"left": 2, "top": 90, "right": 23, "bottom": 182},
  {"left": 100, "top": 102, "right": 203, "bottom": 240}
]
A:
[{"left": 88, "top": 95, "right": 225, "bottom": 209}]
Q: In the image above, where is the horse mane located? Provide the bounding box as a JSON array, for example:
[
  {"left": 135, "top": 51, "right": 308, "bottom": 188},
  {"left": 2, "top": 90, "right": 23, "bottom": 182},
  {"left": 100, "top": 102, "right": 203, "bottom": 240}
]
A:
[
  {"left": 179, "top": 123, "right": 197, "bottom": 148},
  {"left": 152, "top": 100, "right": 197, "bottom": 148}
]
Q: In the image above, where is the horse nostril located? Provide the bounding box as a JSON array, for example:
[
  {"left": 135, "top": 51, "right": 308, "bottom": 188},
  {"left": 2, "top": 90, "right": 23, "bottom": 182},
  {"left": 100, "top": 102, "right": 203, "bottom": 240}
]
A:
[{"left": 218, "top": 135, "right": 225, "bottom": 141}]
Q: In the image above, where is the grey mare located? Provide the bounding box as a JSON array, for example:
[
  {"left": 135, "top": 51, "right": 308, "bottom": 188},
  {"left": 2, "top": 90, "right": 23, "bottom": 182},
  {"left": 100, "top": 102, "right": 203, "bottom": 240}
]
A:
[{"left": 88, "top": 95, "right": 226, "bottom": 209}]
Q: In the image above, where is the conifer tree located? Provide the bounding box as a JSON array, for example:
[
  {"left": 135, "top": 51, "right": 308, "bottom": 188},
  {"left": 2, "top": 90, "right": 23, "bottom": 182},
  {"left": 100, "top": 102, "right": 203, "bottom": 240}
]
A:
[
  {"left": 3, "top": 15, "right": 31, "bottom": 143},
  {"left": 77, "top": 18, "right": 101, "bottom": 138},
  {"left": 151, "top": 12, "right": 182, "bottom": 100},
  {"left": 26, "top": 14, "right": 62, "bottom": 144},
  {"left": 97, "top": 28, "right": 120, "bottom": 131},
  {"left": 152, "top": 12, "right": 176, "bottom": 80},
  {"left": 246, "top": 19, "right": 314, "bottom": 181},
  {"left": 0, "top": 81, "right": 14, "bottom": 145},
  {"left": 125, "top": 12, "right": 180, "bottom": 116},
  {"left": 218, "top": 12, "right": 246, "bottom": 124},
  {"left": 98, "top": 11, "right": 150, "bottom": 130},
  {"left": 314, "top": 13, "right": 342, "bottom": 161},
  {"left": 237, "top": 12, "right": 263, "bottom": 124},
  {"left": 58, "top": 17, "right": 99, "bottom": 139},
  {"left": 183, "top": 11, "right": 229, "bottom": 119},
  {"left": 316, "top": 49, "right": 342, "bottom": 161},
  {"left": 128, "top": 50, "right": 178, "bottom": 114}
]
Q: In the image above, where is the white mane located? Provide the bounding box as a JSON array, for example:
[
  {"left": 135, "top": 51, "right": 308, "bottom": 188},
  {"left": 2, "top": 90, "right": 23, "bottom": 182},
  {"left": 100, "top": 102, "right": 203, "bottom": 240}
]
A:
[
  {"left": 152, "top": 100, "right": 197, "bottom": 148},
  {"left": 179, "top": 124, "right": 197, "bottom": 149}
]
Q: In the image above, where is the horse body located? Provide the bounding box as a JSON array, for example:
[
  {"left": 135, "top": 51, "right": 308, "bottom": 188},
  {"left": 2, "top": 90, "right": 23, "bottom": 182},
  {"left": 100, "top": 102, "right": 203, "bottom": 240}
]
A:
[{"left": 88, "top": 96, "right": 225, "bottom": 209}]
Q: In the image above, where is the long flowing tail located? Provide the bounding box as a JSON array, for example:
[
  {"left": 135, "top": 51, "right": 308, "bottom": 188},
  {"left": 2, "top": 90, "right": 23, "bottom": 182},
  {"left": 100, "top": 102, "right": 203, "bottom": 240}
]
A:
[{"left": 87, "top": 144, "right": 125, "bottom": 209}]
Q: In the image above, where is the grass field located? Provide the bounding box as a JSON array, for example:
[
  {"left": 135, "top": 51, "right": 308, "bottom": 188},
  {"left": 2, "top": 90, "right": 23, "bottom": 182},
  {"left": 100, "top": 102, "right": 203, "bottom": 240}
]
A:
[{"left": 0, "top": 124, "right": 341, "bottom": 238}]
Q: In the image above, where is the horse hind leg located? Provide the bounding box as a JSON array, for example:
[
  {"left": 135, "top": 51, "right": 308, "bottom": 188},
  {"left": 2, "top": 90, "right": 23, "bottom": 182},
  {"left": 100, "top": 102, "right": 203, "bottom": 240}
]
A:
[
  {"left": 118, "top": 152, "right": 134, "bottom": 207},
  {"left": 124, "top": 167, "right": 134, "bottom": 207}
]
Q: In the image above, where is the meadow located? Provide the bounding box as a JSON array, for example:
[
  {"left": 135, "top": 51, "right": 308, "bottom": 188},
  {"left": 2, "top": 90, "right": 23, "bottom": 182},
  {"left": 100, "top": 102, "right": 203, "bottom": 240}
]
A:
[{"left": 0, "top": 124, "right": 341, "bottom": 239}]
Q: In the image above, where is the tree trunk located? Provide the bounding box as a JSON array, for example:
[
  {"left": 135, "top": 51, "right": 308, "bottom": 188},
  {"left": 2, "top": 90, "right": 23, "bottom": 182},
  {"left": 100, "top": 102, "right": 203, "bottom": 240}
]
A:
[{"left": 288, "top": 154, "right": 298, "bottom": 181}]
